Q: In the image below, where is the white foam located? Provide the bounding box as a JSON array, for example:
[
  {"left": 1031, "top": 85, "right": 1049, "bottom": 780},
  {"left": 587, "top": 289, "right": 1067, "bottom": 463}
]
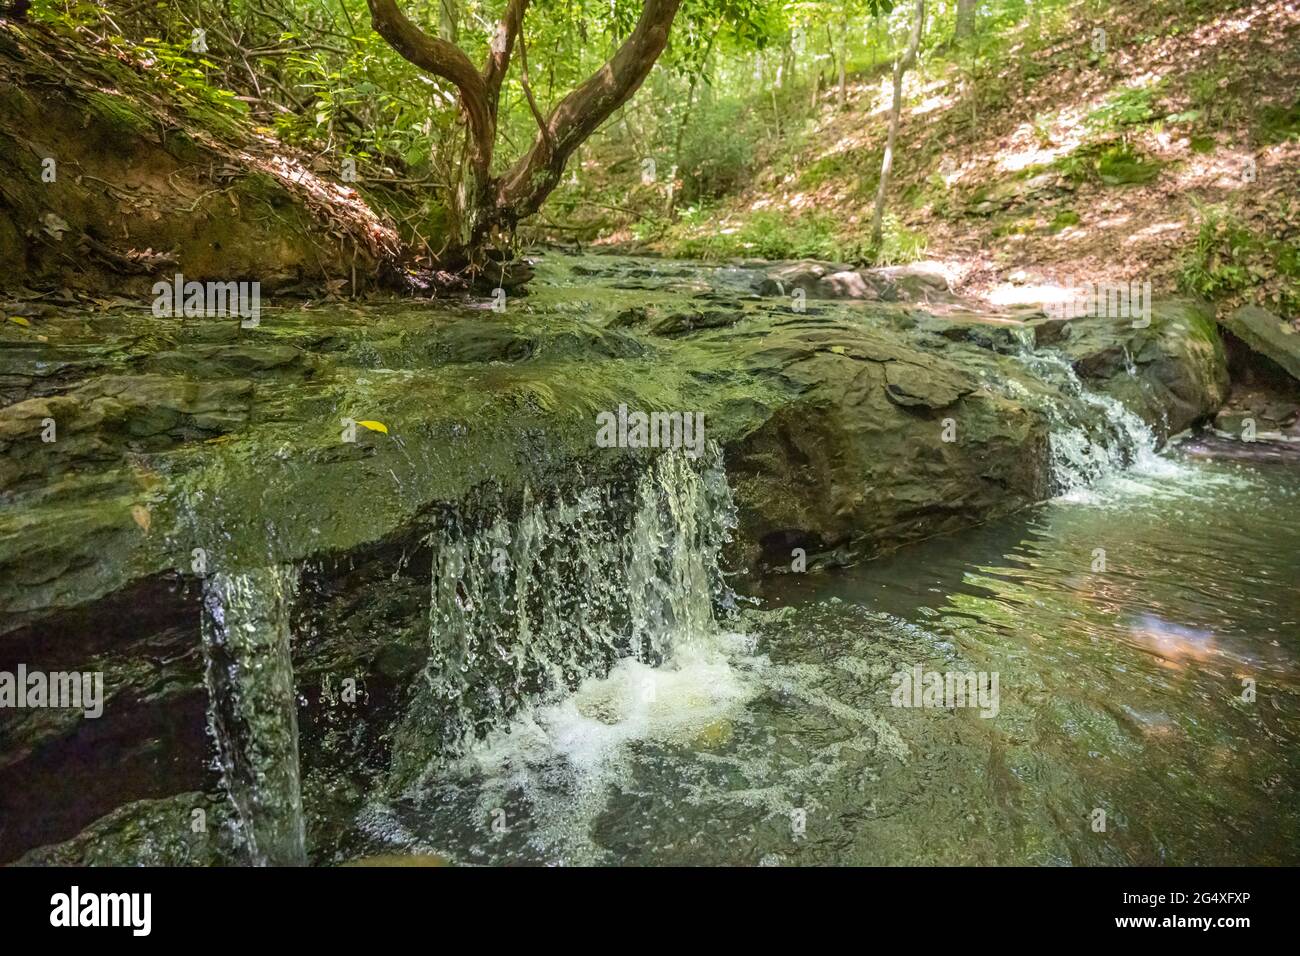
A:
[{"left": 471, "top": 630, "right": 761, "bottom": 779}]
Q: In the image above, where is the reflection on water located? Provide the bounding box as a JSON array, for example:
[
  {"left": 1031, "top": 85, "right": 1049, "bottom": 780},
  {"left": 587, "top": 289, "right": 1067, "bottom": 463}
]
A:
[{"left": 364, "top": 445, "right": 1300, "bottom": 865}]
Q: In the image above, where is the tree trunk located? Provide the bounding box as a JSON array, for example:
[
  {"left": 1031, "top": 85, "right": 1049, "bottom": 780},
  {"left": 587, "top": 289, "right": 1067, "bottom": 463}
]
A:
[
  {"left": 869, "top": 0, "right": 925, "bottom": 251},
  {"left": 365, "top": 0, "right": 512, "bottom": 247},
  {"left": 487, "top": 0, "right": 682, "bottom": 244},
  {"left": 366, "top": 0, "right": 683, "bottom": 261},
  {"left": 955, "top": 0, "right": 977, "bottom": 39},
  {"left": 438, "top": 0, "right": 458, "bottom": 43},
  {"left": 838, "top": 16, "right": 848, "bottom": 110},
  {"left": 668, "top": 32, "right": 715, "bottom": 219}
]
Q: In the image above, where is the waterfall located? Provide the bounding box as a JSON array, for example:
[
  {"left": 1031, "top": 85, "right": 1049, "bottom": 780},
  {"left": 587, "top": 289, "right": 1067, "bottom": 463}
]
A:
[
  {"left": 200, "top": 566, "right": 307, "bottom": 866},
  {"left": 390, "top": 446, "right": 737, "bottom": 784},
  {"left": 1008, "top": 348, "right": 1159, "bottom": 494}
]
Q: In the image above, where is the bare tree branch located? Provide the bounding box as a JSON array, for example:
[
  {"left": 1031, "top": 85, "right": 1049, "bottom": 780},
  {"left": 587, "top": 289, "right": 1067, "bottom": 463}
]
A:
[{"left": 516, "top": 25, "right": 552, "bottom": 150}]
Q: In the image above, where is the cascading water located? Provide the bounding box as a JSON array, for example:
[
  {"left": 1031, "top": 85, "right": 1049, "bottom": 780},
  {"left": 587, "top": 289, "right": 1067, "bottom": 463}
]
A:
[
  {"left": 200, "top": 566, "right": 307, "bottom": 866},
  {"left": 389, "top": 446, "right": 738, "bottom": 786},
  {"left": 1006, "top": 346, "right": 1161, "bottom": 493}
]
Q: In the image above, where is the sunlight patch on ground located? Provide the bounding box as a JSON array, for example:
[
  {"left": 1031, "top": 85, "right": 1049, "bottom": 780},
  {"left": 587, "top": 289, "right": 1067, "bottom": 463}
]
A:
[
  {"left": 1048, "top": 227, "right": 1094, "bottom": 245},
  {"left": 987, "top": 282, "right": 1067, "bottom": 309},
  {"left": 991, "top": 105, "right": 1088, "bottom": 176},
  {"left": 907, "top": 79, "right": 954, "bottom": 118},
  {"left": 1125, "top": 221, "right": 1184, "bottom": 245},
  {"left": 819, "top": 130, "right": 870, "bottom": 162},
  {"left": 1165, "top": 151, "right": 1253, "bottom": 193},
  {"left": 939, "top": 165, "right": 966, "bottom": 188},
  {"left": 997, "top": 140, "right": 1069, "bottom": 173}
]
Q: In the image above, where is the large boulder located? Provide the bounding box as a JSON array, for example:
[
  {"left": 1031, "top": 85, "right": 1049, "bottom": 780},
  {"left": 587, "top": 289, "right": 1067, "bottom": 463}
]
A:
[
  {"left": 1219, "top": 305, "right": 1300, "bottom": 383},
  {"left": 1043, "top": 299, "right": 1230, "bottom": 436},
  {"left": 0, "top": 285, "right": 1230, "bottom": 637},
  {"left": 712, "top": 317, "right": 1049, "bottom": 567}
]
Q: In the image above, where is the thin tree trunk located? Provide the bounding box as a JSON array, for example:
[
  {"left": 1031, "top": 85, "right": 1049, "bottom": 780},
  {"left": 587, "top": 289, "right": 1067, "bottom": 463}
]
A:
[
  {"left": 838, "top": 16, "right": 848, "bottom": 110},
  {"left": 438, "top": 0, "right": 458, "bottom": 43},
  {"left": 668, "top": 32, "right": 715, "bottom": 218},
  {"left": 955, "top": 0, "right": 977, "bottom": 39},
  {"left": 869, "top": 0, "right": 925, "bottom": 250}
]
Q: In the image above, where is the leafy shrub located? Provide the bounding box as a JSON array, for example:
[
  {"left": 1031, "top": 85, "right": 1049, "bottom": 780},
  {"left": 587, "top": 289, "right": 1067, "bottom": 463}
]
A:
[
  {"left": 677, "top": 101, "right": 757, "bottom": 203},
  {"left": 1086, "top": 85, "right": 1161, "bottom": 134},
  {"left": 1179, "top": 204, "right": 1300, "bottom": 315},
  {"left": 1257, "top": 99, "right": 1300, "bottom": 144}
]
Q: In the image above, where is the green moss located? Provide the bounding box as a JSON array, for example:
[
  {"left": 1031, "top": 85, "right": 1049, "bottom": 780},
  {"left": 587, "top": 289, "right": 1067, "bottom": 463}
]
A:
[
  {"left": 993, "top": 216, "right": 1035, "bottom": 238},
  {"left": 83, "top": 90, "right": 153, "bottom": 135},
  {"left": 657, "top": 208, "right": 925, "bottom": 266},
  {"left": 1096, "top": 146, "right": 1162, "bottom": 185},
  {"left": 798, "top": 150, "right": 865, "bottom": 189},
  {"left": 1048, "top": 209, "right": 1081, "bottom": 233},
  {"left": 1257, "top": 99, "right": 1300, "bottom": 144},
  {"left": 1055, "top": 141, "right": 1162, "bottom": 186}
]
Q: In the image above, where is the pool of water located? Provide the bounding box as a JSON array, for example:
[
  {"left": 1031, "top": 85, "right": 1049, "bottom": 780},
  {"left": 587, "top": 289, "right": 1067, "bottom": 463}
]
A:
[{"left": 359, "top": 442, "right": 1300, "bottom": 865}]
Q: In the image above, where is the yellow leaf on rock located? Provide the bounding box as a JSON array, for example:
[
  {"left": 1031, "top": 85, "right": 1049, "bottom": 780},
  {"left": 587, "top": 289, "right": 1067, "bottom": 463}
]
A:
[
  {"left": 7, "top": 315, "right": 30, "bottom": 327},
  {"left": 131, "top": 505, "right": 151, "bottom": 533},
  {"left": 357, "top": 420, "right": 388, "bottom": 434}
]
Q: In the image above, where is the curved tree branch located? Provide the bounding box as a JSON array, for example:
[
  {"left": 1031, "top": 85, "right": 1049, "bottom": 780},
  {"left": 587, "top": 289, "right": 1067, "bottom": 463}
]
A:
[
  {"left": 488, "top": 0, "right": 683, "bottom": 234},
  {"left": 370, "top": 0, "right": 684, "bottom": 256},
  {"left": 365, "top": 0, "right": 494, "bottom": 206},
  {"left": 516, "top": 26, "right": 553, "bottom": 150}
]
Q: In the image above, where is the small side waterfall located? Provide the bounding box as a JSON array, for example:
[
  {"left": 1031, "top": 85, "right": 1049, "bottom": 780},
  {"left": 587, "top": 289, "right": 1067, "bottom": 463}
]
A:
[
  {"left": 392, "top": 447, "right": 737, "bottom": 781},
  {"left": 1009, "top": 348, "right": 1159, "bottom": 493},
  {"left": 201, "top": 566, "right": 307, "bottom": 866}
]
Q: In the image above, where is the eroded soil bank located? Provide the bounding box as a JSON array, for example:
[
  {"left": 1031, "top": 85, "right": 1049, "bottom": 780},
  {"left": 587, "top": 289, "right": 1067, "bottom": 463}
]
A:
[{"left": 0, "top": 20, "right": 405, "bottom": 297}]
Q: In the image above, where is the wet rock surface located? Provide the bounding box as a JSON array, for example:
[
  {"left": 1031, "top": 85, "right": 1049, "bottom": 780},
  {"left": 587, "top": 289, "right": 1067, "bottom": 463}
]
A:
[{"left": 0, "top": 252, "right": 1230, "bottom": 864}]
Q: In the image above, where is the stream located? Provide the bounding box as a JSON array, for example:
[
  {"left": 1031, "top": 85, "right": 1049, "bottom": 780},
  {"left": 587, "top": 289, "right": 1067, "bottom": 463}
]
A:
[
  {"left": 3, "top": 252, "right": 1296, "bottom": 867},
  {"left": 356, "top": 439, "right": 1300, "bottom": 866}
]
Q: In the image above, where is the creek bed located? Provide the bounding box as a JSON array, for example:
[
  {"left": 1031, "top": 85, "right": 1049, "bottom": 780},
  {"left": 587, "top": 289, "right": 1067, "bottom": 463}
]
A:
[{"left": 358, "top": 443, "right": 1300, "bottom": 866}]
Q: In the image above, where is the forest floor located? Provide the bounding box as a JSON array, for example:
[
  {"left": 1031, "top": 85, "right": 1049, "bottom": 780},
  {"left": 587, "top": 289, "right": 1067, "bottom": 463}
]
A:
[{"left": 565, "top": 0, "right": 1300, "bottom": 325}]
